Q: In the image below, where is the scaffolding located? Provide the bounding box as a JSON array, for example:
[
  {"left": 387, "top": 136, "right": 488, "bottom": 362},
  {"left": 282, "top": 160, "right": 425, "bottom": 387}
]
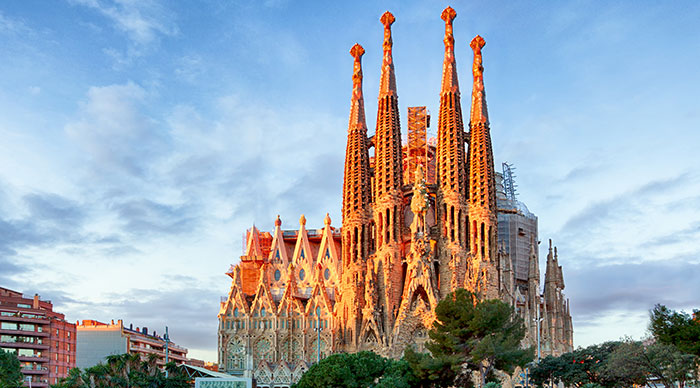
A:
[
  {"left": 502, "top": 162, "right": 518, "bottom": 202},
  {"left": 406, "top": 107, "right": 431, "bottom": 184}
]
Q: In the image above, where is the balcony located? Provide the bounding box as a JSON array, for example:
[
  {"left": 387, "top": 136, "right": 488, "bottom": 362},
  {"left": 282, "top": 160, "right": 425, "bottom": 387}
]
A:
[
  {"left": 1, "top": 315, "right": 48, "bottom": 325},
  {"left": 0, "top": 341, "right": 49, "bottom": 350},
  {"left": 22, "top": 368, "right": 49, "bottom": 375},
  {"left": 17, "top": 355, "right": 48, "bottom": 363},
  {"left": 0, "top": 328, "right": 49, "bottom": 337}
]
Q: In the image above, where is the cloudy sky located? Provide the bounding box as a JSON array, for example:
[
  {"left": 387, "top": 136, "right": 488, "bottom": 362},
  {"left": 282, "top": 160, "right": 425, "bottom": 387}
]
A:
[{"left": 1, "top": 0, "right": 698, "bottom": 362}]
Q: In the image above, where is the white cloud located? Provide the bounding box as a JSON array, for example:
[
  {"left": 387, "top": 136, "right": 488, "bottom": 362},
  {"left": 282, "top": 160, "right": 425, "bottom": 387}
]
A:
[
  {"left": 71, "top": 0, "right": 177, "bottom": 45},
  {"left": 70, "top": 0, "right": 177, "bottom": 65}
]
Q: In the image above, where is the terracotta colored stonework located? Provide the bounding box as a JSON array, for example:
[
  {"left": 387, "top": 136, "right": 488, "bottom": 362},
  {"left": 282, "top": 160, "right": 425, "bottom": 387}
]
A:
[{"left": 218, "top": 8, "right": 573, "bottom": 387}]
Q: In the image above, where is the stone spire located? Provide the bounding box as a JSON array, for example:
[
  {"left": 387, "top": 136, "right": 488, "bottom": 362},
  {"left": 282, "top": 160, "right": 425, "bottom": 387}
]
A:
[
  {"left": 378, "top": 11, "right": 397, "bottom": 97},
  {"left": 372, "top": 11, "right": 404, "bottom": 335},
  {"left": 436, "top": 6, "right": 468, "bottom": 297},
  {"left": 466, "top": 34, "right": 499, "bottom": 299},
  {"left": 469, "top": 35, "right": 489, "bottom": 126},
  {"left": 340, "top": 43, "right": 372, "bottom": 349},
  {"left": 440, "top": 7, "right": 459, "bottom": 95},
  {"left": 342, "top": 43, "right": 373, "bottom": 232}
]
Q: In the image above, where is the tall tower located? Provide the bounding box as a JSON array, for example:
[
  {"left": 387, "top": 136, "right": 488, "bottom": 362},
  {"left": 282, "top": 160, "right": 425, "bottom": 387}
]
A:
[
  {"left": 340, "top": 43, "right": 373, "bottom": 348},
  {"left": 435, "top": 6, "right": 469, "bottom": 297},
  {"left": 372, "top": 11, "right": 404, "bottom": 331},
  {"left": 467, "top": 35, "right": 499, "bottom": 299}
]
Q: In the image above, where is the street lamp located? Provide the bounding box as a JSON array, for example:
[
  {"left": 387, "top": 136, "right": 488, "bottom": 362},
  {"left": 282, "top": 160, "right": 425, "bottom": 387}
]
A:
[
  {"left": 534, "top": 301, "right": 543, "bottom": 363},
  {"left": 164, "top": 326, "right": 170, "bottom": 377}
]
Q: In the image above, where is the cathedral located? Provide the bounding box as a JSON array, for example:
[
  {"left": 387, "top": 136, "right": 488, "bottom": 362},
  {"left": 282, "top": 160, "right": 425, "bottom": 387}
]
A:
[{"left": 218, "top": 7, "right": 573, "bottom": 387}]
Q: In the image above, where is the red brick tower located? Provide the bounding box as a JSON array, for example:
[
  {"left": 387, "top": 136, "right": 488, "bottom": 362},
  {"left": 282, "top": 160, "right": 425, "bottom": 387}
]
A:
[
  {"left": 372, "top": 11, "right": 404, "bottom": 331},
  {"left": 339, "top": 43, "right": 372, "bottom": 348},
  {"left": 435, "top": 6, "right": 469, "bottom": 297},
  {"left": 466, "top": 35, "right": 499, "bottom": 298}
]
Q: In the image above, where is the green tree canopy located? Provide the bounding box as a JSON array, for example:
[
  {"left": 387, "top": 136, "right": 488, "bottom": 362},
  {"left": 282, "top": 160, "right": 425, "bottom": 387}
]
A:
[
  {"left": 0, "top": 349, "right": 24, "bottom": 388},
  {"left": 291, "top": 351, "right": 417, "bottom": 388},
  {"left": 529, "top": 341, "right": 623, "bottom": 388},
  {"left": 51, "top": 353, "right": 190, "bottom": 388},
  {"left": 650, "top": 304, "right": 700, "bottom": 357},
  {"left": 607, "top": 340, "right": 698, "bottom": 388},
  {"left": 407, "top": 289, "right": 533, "bottom": 388}
]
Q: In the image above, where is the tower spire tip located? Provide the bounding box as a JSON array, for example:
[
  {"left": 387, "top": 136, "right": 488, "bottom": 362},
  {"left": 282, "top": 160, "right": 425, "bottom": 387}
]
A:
[{"left": 441, "top": 6, "right": 456, "bottom": 23}]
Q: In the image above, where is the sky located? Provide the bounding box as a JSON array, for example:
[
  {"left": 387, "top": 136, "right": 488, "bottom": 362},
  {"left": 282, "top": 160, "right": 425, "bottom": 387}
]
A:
[{"left": 1, "top": 0, "right": 699, "bottom": 363}]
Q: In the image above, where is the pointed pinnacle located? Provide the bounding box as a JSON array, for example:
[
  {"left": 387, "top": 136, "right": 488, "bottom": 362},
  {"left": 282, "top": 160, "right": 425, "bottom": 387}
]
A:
[
  {"left": 380, "top": 11, "right": 395, "bottom": 28},
  {"left": 470, "top": 34, "right": 485, "bottom": 51},
  {"left": 350, "top": 43, "right": 365, "bottom": 61},
  {"left": 441, "top": 6, "right": 456, "bottom": 23}
]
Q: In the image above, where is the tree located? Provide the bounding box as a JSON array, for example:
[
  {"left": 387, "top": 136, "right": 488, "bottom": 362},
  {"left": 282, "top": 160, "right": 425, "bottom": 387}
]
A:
[
  {"left": 292, "top": 351, "right": 417, "bottom": 388},
  {"left": 407, "top": 289, "right": 533, "bottom": 388},
  {"left": 51, "top": 354, "right": 190, "bottom": 388},
  {"left": 0, "top": 349, "right": 23, "bottom": 388},
  {"left": 529, "top": 341, "right": 623, "bottom": 388},
  {"left": 650, "top": 304, "right": 700, "bottom": 357}
]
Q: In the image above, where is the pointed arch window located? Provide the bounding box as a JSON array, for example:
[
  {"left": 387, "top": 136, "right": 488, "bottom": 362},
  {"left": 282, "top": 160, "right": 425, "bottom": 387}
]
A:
[
  {"left": 274, "top": 269, "right": 281, "bottom": 281},
  {"left": 275, "top": 249, "right": 281, "bottom": 260},
  {"left": 233, "top": 307, "right": 239, "bottom": 318},
  {"left": 261, "top": 307, "right": 266, "bottom": 317},
  {"left": 299, "top": 269, "right": 306, "bottom": 281},
  {"left": 324, "top": 268, "right": 330, "bottom": 280},
  {"left": 300, "top": 249, "right": 305, "bottom": 259}
]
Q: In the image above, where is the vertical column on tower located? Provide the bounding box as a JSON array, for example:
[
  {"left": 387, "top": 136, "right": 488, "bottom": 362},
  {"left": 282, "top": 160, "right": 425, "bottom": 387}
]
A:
[
  {"left": 340, "top": 43, "right": 373, "bottom": 350},
  {"left": 435, "top": 7, "right": 469, "bottom": 297},
  {"left": 466, "top": 35, "right": 499, "bottom": 299},
  {"left": 371, "top": 11, "right": 404, "bottom": 335}
]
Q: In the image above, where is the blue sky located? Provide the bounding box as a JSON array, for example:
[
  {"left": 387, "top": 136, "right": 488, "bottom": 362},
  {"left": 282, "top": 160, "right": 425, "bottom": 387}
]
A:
[{"left": 1, "top": 0, "right": 699, "bottom": 362}]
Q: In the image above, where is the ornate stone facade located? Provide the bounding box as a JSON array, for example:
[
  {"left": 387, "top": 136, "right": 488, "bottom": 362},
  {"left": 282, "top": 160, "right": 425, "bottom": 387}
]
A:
[{"left": 218, "top": 7, "right": 573, "bottom": 387}]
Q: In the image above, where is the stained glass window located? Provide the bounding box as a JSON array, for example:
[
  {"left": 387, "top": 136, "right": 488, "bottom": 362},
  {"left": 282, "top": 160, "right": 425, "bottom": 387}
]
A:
[
  {"left": 324, "top": 268, "right": 330, "bottom": 280},
  {"left": 274, "top": 269, "right": 281, "bottom": 281},
  {"left": 299, "top": 269, "right": 305, "bottom": 281},
  {"left": 233, "top": 307, "right": 239, "bottom": 318}
]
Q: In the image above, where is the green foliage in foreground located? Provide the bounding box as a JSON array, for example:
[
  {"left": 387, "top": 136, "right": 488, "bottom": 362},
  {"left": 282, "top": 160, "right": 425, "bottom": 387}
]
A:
[
  {"left": 530, "top": 337, "right": 699, "bottom": 388},
  {"left": 51, "top": 353, "right": 190, "bottom": 388},
  {"left": 650, "top": 304, "right": 700, "bottom": 357},
  {"left": 291, "top": 351, "right": 417, "bottom": 388},
  {"left": 295, "top": 289, "right": 532, "bottom": 388},
  {"left": 0, "top": 349, "right": 23, "bottom": 388},
  {"left": 407, "top": 289, "right": 533, "bottom": 388}
]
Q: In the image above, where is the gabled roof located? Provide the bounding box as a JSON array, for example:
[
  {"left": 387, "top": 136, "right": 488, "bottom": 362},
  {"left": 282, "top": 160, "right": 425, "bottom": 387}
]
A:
[
  {"left": 268, "top": 215, "right": 290, "bottom": 266},
  {"left": 292, "top": 214, "right": 315, "bottom": 270},
  {"left": 245, "top": 225, "right": 263, "bottom": 258}
]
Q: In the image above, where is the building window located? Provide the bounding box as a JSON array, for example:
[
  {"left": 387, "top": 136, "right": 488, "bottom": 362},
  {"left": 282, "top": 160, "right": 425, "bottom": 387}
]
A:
[{"left": 274, "top": 269, "right": 281, "bottom": 281}]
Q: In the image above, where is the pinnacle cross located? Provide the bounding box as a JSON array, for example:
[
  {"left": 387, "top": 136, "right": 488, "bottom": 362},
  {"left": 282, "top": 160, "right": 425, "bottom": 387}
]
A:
[
  {"left": 380, "top": 11, "right": 395, "bottom": 51},
  {"left": 348, "top": 43, "right": 367, "bottom": 133},
  {"left": 440, "top": 7, "right": 459, "bottom": 95},
  {"left": 379, "top": 11, "right": 397, "bottom": 97},
  {"left": 469, "top": 35, "right": 489, "bottom": 125},
  {"left": 441, "top": 7, "right": 456, "bottom": 49}
]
